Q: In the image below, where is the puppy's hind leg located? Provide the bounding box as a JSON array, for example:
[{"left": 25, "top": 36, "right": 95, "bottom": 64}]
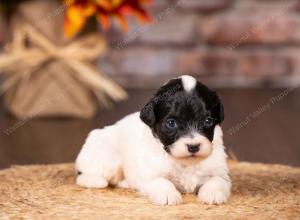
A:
[
  {"left": 77, "top": 173, "right": 108, "bottom": 188},
  {"left": 75, "top": 128, "right": 122, "bottom": 188}
]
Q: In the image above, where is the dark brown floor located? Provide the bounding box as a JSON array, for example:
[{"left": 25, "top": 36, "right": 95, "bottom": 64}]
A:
[{"left": 0, "top": 88, "right": 300, "bottom": 169}]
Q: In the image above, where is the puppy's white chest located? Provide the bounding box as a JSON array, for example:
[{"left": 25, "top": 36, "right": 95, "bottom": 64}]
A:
[{"left": 168, "top": 165, "right": 210, "bottom": 193}]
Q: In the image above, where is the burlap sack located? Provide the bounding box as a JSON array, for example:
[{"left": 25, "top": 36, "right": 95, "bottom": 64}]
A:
[{"left": 1, "top": 0, "right": 127, "bottom": 119}]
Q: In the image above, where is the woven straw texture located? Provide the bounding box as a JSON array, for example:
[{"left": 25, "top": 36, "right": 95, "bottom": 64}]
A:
[{"left": 0, "top": 162, "right": 299, "bottom": 220}]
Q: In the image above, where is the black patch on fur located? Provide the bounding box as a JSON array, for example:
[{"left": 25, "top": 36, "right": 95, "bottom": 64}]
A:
[
  {"left": 163, "top": 145, "right": 171, "bottom": 153},
  {"left": 140, "top": 79, "right": 183, "bottom": 127},
  {"left": 140, "top": 77, "right": 224, "bottom": 148}
]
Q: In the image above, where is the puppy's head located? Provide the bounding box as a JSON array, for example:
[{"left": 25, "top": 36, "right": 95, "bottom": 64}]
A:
[{"left": 140, "top": 75, "right": 224, "bottom": 164}]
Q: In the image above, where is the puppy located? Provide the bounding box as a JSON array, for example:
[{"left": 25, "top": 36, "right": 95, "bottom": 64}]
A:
[{"left": 75, "top": 75, "right": 231, "bottom": 205}]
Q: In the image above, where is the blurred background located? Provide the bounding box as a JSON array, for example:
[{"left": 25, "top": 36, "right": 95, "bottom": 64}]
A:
[{"left": 0, "top": 0, "right": 299, "bottom": 169}]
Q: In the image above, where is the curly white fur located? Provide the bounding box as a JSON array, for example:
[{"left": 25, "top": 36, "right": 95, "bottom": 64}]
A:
[{"left": 75, "top": 112, "right": 231, "bottom": 206}]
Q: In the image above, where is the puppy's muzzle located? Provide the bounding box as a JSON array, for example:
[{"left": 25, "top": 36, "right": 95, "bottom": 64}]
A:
[{"left": 187, "top": 144, "right": 200, "bottom": 154}]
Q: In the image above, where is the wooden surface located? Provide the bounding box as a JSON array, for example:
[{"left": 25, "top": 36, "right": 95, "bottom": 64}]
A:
[{"left": 0, "top": 88, "right": 299, "bottom": 169}]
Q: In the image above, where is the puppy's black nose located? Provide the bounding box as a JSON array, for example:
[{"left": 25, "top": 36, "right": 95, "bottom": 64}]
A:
[{"left": 187, "top": 144, "right": 200, "bottom": 154}]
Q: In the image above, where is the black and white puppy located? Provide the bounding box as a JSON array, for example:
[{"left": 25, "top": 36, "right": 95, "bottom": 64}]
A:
[{"left": 76, "top": 75, "right": 231, "bottom": 205}]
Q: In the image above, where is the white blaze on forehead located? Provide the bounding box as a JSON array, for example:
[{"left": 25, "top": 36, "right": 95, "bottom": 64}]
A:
[{"left": 180, "top": 75, "right": 196, "bottom": 92}]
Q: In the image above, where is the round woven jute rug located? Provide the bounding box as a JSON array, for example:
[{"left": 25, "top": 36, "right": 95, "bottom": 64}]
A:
[{"left": 0, "top": 161, "right": 299, "bottom": 220}]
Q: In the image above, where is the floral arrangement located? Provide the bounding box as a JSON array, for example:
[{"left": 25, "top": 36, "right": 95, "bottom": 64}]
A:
[
  {"left": 0, "top": 0, "right": 153, "bottom": 37},
  {"left": 0, "top": 0, "right": 153, "bottom": 118},
  {"left": 64, "top": 0, "right": 152, "bottom": 37}
]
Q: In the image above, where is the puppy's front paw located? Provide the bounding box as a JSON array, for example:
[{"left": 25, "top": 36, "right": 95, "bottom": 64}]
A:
[
  {"left": 149, "top": 187, "right": 182, "bottom": 206},
  {"left": 198, "top": 177, "right": 231, "bottom": 205},
  {"left": 77, "top": 174, "right": 108, "bottom": 188},
  {"left": 198, "top": 187, "right": 228, "bottom": 205},
  {"left": 143, "top": 178, "right": 182, "bottom": 206}
]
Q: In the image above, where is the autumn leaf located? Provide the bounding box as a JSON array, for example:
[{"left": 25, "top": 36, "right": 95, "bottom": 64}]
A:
[
  {"left": 64, "top": 0, "right": 153, "bottom": 38},
  {"left": 64, "top": 5, "right": 87, "bottom": 38}
]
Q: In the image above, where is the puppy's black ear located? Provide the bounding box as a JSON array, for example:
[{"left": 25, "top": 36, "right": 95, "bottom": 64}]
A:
[
  {"left": 140, "top": 78, "right": 182, "bottom": 127},
  {"left": 140, "top": 99, "right": 156, "bottom": 127},
  {"left": 213, "top": 92, "right": 224, "bottom": 124}
]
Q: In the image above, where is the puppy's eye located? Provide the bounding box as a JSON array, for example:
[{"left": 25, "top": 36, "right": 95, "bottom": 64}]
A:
[
  {"left": 204, "top": 117, "right": 214, "bottom": 127},
  {"left": 166, "top": 119, "right": 177, "bottom": 129}
]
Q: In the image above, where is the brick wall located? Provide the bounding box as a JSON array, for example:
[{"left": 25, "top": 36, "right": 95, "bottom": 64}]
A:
[{"left": 102, "top": 0, "right": 300, "bottom": 88}]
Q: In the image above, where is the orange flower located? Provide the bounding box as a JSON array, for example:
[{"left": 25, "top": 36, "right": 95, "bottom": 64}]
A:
[{"left": 64, "top": 0, "right": 152, "bottom": 38}]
